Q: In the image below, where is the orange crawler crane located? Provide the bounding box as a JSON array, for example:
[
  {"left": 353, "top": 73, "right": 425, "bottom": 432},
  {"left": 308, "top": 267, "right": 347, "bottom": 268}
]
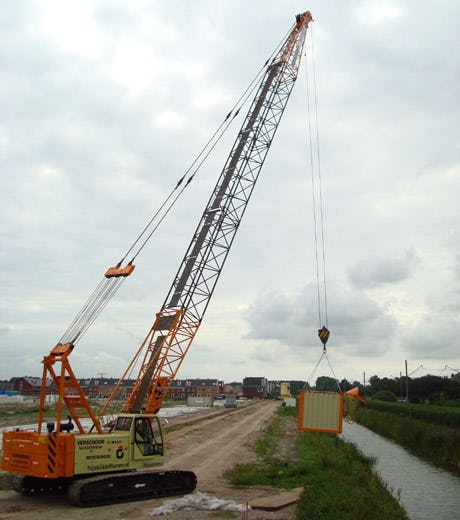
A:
[{"left": 2, "top": 11, "right": 313, "bottom": 506}]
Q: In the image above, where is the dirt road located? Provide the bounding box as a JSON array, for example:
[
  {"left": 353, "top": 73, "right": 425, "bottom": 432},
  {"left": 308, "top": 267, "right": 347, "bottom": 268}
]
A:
[{"left": 0, "top": 400, "right": 299, "bottom": 520}]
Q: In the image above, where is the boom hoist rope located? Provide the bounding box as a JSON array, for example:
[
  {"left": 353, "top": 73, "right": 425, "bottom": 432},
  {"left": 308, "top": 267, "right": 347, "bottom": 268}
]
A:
[
  {"left": 58, "top": 26, "right": 296, "bottom": 348},
  {"left": 303, "top": 25, "right": 340, "bottom": 393}
]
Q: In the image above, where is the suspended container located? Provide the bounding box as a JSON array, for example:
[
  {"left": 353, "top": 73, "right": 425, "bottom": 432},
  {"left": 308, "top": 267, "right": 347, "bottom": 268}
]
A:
[{"left": 297, "top": 390, "right": 343, "bottom": 434}]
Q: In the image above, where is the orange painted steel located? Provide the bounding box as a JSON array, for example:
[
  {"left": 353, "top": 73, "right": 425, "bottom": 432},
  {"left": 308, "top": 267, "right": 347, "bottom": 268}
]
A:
[
  {"left": 105, "top": 262, "right": 136, "bottom": 278},
  {"left": 2, "top": 430, "right": 75, "bottom": 478},
  {"left": 38, "top": 343, "right": 103, "bottom": 435}
]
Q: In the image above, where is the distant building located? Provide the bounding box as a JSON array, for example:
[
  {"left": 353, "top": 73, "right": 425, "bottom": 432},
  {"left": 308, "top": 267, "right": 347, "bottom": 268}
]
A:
[
  {"left": 242, "top": 377, "right": 268, "bottom": 399},
  {"left": 77, "top": 378, "right": 136, "bottom": 399},
  {"left": 12, "top": 374, "right": 277, "bottom": 401},
  {"left": 14, "top": 377, "right": 54, "bottom": 395},
  {"left": 0, "top": 379, "right": 14, "bottom": 391},
  {"left": 222, "top": 382, "right": 242, "bottom": 396},
  {"left": 169, "top": 378, "right": 223, "bottom": 399}
]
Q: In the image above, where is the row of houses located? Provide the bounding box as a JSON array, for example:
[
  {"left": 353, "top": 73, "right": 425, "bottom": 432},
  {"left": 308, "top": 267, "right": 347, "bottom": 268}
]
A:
[{"left": 5, "top": 376, "right": 277, "bottom": 400}]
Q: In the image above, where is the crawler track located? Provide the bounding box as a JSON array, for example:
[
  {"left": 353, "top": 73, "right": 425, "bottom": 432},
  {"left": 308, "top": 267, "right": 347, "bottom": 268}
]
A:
[
  {"left": 67, "top": 470, "right": 196, "bottom": 507},
  {"left": 13, "top": 470, "right": 196, "bottom": 507}
]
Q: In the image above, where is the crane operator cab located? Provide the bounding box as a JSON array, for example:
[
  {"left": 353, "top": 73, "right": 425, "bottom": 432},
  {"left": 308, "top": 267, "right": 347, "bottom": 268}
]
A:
[{"left": 112, "top": 414, "right": 164, "bottom": 462}]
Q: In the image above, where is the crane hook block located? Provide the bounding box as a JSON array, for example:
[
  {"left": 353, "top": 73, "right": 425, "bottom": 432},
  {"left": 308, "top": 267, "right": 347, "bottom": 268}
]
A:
[
  {"left": 318, "top": 326, "right": 330, "bottom": 346},
  {"left": 105, "top": 262, "right": 136, "bottom": 278}
]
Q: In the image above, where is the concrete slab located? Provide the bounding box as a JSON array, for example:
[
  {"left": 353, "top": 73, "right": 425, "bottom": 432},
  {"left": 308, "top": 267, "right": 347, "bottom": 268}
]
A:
[{"left": 250, "top": 486, "right": 304, "bottom": 511}]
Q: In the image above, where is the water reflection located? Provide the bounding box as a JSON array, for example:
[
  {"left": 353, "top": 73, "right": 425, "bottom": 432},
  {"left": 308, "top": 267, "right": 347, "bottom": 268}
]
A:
[{"left": 340, "top": 421, "right": 460, "bottom": 520}]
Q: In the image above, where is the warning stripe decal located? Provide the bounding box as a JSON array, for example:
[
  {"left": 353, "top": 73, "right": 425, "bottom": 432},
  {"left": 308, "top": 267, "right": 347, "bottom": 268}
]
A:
[{"left": 48, "top": 435, "right": 57, "bottom": 474}]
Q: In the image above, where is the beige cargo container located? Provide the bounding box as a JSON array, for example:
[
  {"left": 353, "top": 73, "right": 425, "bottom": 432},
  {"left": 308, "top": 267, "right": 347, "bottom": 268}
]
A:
[{"left": 298, "top": 390, "right": 343, "bottom": 433}]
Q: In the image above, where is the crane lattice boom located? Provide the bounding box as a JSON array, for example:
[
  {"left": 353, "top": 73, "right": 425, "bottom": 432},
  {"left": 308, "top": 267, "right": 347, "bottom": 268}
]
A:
[{"left": 122, "top": 11, "right": 313, "bottom": 414}]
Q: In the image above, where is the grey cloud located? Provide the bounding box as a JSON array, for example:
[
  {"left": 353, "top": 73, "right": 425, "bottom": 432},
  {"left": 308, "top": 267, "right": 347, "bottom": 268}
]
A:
[
  {"left": 0, "top": 326, "right": 11, "bottom": 336},
  {"left": 403, "top": 314, "right": 460, "bottom": 360},
  {"left": 348, "top": 248, "right": 417, "bottom": 289},
  {"left": 243, "top": 280, "right": 397, "bottom": 358}
]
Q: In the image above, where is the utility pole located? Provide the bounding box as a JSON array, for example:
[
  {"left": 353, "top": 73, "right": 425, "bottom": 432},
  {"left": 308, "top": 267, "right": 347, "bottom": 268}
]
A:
[{"left": 405, "top": 360, "right": 409, "bottom": 403}]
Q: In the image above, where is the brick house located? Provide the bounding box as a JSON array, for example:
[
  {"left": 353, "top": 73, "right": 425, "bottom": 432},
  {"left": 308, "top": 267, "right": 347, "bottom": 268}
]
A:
[
  {"left": 168, "top": 379, "right": 223, "bottom": 399},
  {"left": 14, "top": 377, "right": 54, "bottom": 396},
  {"left": 77, "top": 378, "right": 136, "bottom": 399},
  {"left": 242, "top": 377, "right": 268, "bottom": 399}
]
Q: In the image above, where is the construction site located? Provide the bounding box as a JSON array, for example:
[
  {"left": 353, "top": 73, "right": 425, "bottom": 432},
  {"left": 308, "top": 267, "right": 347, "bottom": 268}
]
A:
[{"left": 1, "top": 3, "right": 459, "bottom": 519}]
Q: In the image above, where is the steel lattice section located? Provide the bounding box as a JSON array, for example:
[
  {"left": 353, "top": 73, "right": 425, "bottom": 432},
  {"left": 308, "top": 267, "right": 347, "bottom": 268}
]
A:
[
  {"left": 166, "top": 67, "right": 298, "bottom": 326},
  {"left": 123, "top": 15, "right": 311, "bottom": 413}
]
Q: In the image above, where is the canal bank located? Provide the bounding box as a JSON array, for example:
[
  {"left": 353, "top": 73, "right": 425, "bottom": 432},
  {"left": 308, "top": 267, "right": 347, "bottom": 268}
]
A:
[{"left": 340, "top": 421, "right": 460, "bottom": 520}]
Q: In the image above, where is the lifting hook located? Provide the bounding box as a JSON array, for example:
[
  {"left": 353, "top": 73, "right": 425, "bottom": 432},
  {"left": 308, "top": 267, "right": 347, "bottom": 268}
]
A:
[{"left": 318, "top": 326, "right": 330, "bottom": 351}]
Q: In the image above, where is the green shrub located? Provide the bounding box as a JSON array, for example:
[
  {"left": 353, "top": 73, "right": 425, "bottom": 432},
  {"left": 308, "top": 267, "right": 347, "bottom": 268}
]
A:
[
  {"left": 372, "top": 390, "right": 397, "bottom": 402},
  {"left": 366, "top": 399, "right": 460, "bottom": 428}
]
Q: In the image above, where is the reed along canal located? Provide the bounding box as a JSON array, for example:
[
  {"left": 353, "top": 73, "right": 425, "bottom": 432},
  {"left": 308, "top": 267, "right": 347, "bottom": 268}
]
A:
[{"left": 340, "top": 422, "right": 460, "bottom": 520}]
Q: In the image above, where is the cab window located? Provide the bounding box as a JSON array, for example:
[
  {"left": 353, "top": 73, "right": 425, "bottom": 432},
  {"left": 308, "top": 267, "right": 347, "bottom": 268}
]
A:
[
  {"left": 114, "top": 416, "right": 132, "bottom": 431},
  {"left": 134, "top": 417, "right": 163, "bottom": 456}
]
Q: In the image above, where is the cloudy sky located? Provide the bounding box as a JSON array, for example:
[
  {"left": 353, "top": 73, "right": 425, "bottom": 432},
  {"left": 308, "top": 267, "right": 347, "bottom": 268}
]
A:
[{"left": 1, "top": 0, "right": 459, "bottom": 386}]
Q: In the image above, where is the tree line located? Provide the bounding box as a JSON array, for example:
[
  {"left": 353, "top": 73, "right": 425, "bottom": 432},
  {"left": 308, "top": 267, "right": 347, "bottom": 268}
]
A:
[{"left": 289, "top": 374, "right": 460, "bottom": 405}]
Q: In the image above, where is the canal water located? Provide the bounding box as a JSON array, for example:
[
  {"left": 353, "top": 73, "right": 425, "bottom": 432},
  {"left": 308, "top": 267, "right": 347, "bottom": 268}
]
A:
[{"left": 340, "top": 421, "right": 460, "bottom": 520}]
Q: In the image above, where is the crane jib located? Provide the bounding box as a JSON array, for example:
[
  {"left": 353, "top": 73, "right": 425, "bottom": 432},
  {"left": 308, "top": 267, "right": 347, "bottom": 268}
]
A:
[
  {"left": 167, "top": 62, "right": 281, "bottom": 310},
  {"left": 124, "top": 13, "right": 313, "bottom": 414}
]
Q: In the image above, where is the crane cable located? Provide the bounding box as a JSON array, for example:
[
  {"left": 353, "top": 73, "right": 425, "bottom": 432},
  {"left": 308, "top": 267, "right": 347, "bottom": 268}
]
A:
[
  {"left": 306, "top": 26, "right": 329, "bottom": 346},
  {"left": 59, "top": 26, "right": 294, "bottom": 346},
  {"left": 303, "top": 25, "right": 340, "bottom": 392}
]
